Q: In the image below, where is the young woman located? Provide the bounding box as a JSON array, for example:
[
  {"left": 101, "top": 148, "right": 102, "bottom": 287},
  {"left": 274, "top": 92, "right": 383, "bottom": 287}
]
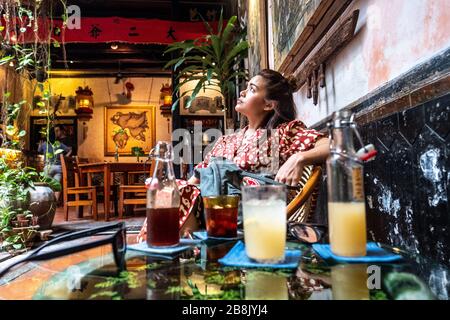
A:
[
  {"left": 190, "top": 69, "right": 329, "bottom": 187},
  {"left": 137, "top": 69, "right": 329, "bottom": 241}
]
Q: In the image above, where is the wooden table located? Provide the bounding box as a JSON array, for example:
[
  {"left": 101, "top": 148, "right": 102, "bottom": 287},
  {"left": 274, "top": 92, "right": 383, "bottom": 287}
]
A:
[{"left": 78, "top": 162, "right": 149, "bottom": 220}]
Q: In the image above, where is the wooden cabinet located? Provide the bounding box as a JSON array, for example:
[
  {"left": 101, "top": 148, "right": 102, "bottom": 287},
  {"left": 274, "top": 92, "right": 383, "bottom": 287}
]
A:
[{"left": 179, "top": 115, "right": 224, "bottom": 179}]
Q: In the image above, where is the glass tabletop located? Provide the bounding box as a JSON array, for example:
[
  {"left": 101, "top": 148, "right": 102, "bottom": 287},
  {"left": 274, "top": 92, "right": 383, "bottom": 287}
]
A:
[{"left": 30, "top": 239, "right": 447, "bottom": 300}]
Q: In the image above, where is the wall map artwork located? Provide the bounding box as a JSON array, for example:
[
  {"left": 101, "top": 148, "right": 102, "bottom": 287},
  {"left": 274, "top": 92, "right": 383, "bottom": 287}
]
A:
[{"left": 104, "top": 106, "right": 156, "bottom": 156}]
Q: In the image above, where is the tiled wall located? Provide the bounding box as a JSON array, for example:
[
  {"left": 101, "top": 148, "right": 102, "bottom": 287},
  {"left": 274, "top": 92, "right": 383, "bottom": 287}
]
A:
[
  {"left": 313, "top": 90, "right": 450, "bottom": 267},
  {"left": 360, "top": 94, "right": 449, "bottom": 265}
]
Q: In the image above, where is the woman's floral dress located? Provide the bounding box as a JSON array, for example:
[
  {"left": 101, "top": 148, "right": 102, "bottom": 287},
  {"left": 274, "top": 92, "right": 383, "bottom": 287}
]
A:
[{"left": 137, "top": 120, "right": 324, "bottom": 242}]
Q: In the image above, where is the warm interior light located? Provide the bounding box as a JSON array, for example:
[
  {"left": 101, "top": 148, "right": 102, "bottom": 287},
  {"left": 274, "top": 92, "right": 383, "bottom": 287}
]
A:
[
  {"left": 79, "top": 99, "right": 91, "bottom": 107},
  {"left": 111, "top": 43, "right": 119, "bottom": 50},
  {"left": 163, "top": 95, "right": 172, "bottom": 105}
]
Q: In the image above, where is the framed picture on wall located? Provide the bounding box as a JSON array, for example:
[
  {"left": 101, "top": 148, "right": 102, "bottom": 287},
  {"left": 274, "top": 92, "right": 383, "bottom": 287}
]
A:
[
  {"left": 247, "top": 0, "right": 268, "bottom": 77},
  {"left": 269, "top": 0, "right": 323, "bottom": 71},
  {"left": 104, "top": 106, "right": 156, "bottom": 156},
  {"left": 179, "top": 95, "right": 225, "bottom": 116},
  {"left": 268, "top": 0, "right": 352, "bottom": 74},
  {"left": 30, "top": 116, "right": 78, "bottom": 155}
]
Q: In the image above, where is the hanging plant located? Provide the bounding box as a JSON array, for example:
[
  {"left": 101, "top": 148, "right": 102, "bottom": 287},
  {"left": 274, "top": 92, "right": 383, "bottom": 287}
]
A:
[
  {"left": 163, "top": 8, "right": 248, "bottom": 113},
  {"left": 0, "top": 0, "right": 68, "bottom": 252}
]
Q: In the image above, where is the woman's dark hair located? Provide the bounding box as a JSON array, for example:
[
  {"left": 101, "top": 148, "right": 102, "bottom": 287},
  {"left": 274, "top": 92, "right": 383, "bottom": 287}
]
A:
[{"left": 257, "top": 69, "right": 299, "bottom": 130}]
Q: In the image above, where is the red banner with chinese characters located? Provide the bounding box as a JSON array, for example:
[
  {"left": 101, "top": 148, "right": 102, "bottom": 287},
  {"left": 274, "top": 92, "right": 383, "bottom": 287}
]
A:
[{"left": 0, "top": 17, "right": 220, "bottom": 44}]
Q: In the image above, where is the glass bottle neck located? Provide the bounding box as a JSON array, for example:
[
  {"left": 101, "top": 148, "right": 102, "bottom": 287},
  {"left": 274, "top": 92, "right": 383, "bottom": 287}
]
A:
[
  {"left": 153, "top": 158, "right": 176, "bottom": 180},
  {"left": 331, "top": 127, "right": 355, "bottom": 153}
]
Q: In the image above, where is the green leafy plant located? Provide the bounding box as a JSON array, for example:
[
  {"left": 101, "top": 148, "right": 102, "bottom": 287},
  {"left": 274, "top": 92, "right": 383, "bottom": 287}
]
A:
[
  {"left": 0, "top": 91, "right": 28, "bottom": 151},
  {"left": 90, "top": 270, "right": 143, "bottom": 300},
  {"left": 0, "top": 0, "right": 69, "bottom": 76},
  {"left": 0, "top": 161, "right": 37, "bottom": 251},
  {"left": 183, "top": 278, "right": 243, "bottom": 300},
  {"left": 131, "top": 146, "right": 144, "bottom": 161},
  {"left": 1, "top": 0, "right": 69, "bottom": 164},
  {"left": 0, "top": 1, "right": 68, "bottom": 252},
  {"left": 163, "top": 9, "right": 248, "bottom": 113},
  {"left": 0, "top": 158, "right": 60, "bottom": 251}
]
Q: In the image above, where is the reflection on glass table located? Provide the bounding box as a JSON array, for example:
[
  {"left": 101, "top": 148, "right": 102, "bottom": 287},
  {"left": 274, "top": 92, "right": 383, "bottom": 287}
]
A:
[
  {"left": 22, "top": 240, "right": 446, "bottom": 300},
  {"left": 331, "top": 264, "right": 370, "bottom": 300}
]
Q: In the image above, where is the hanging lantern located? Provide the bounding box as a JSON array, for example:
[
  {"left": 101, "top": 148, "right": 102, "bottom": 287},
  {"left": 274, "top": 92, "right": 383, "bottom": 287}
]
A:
[
  {"left": 75, "top": 86, "right": 94, "bottom": 122},
  {"left": 159, "top": 82, "right": 172, "bottom": 116}
]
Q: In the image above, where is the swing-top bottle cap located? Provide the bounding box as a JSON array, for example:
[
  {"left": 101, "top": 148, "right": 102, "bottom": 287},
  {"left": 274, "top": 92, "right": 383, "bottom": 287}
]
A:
[
  {"left": 150, "top": 141, "right": 174, "bottom": 161},
  {"left": 330, "top": 109, "right": 354, "bottom": 129}
]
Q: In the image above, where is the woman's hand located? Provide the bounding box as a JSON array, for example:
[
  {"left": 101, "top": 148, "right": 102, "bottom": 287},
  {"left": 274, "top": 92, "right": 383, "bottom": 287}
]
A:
[
  {"left": 275, "top": 137, "right": 329, "bottom": 186},
  {"left": 275, "top": 153, "right": 305, "bottom": 187}
]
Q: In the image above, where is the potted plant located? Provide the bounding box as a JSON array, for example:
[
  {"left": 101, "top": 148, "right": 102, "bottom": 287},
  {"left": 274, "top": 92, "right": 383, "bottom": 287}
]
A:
[
  {"left": 0, "top": 159, "right": 38, "bottom": 252},
  {"left": 0, "top": 157, "right": 61, "bottom": 252},
  {"left": 0, "top": 206, "right": 39, "bottom": 253},
  {"left": 28, "top": 171, "right": 61, "bottom": 230},
  {"left": 163, "top": 10, "right": 248, "bottom": 121},
  {"left": 0, "top": 1, "right": 69, "bottom": 253},
  {"left": 131, "top": 146, "right": 145, "bottom": 162}
]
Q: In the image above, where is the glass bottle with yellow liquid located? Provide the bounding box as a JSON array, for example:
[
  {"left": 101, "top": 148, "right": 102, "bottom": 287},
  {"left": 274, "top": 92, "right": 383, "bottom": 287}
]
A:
[{"left": 326, "top": 110, "right": 367, "bottom": 257}]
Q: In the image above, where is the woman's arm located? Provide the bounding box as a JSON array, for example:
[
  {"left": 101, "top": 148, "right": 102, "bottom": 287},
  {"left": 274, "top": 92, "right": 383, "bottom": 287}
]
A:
[{"left": 275, "top": 137, "right": 329, "bottom": 186}]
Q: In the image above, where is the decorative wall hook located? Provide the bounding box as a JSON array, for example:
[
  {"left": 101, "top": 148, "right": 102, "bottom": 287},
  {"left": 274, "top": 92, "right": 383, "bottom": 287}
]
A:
[
  {"left": 307, "top": 75, "right": 312, "bottom": 99},
  {"left": 292, "top": 10, "right": 359, "bottom": 107},
  {"left": 319, "top": 63, "right": 326, "bottom": 88},
  {"left": 304, "top": 63, "right": 325, "bottom": 106},
  {"left": 312, "top": 69, "right": 319, "bottom": 106}
]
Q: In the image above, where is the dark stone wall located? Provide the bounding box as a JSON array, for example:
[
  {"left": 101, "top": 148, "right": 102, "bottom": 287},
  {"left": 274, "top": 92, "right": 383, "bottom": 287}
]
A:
[
  {"left": 314, "top": 94, "right": 449, "bottom": 266},
  {"left": 360, "top": 95, "right": 449, "bottom": 265},
  {"left": 312, "top": 50, "right": 450, "bottom": 267}
]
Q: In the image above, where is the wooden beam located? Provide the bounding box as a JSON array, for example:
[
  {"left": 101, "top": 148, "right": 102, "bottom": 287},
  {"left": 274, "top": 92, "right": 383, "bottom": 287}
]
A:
[
  {"left": 294, "top": 9, "right": 359, "bottom": 87},
  {"left": 278, "top": 0, "right": 352, "bottom": 75},
  {"left": 278, "top": 0, "right": 335, "bottom": 74}
]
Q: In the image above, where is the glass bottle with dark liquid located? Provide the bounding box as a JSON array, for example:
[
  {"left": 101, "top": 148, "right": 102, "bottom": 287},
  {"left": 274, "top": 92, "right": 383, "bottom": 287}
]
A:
[{"left": 146, "top": 141, "right": 180, "bottom": 247}]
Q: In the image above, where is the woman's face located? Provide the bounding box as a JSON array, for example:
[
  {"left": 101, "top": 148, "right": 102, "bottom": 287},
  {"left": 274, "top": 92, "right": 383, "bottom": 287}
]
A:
[{"left": 235, "top": 75, "right": 268, "bottom": 118}]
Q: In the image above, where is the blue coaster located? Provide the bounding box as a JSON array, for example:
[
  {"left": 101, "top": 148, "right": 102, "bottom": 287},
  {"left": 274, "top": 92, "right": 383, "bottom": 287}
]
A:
[
  {"left": 312, "top": 242, "right": 403, "bottom": 263},
  {"left": 193, "top": 230, "right": 244, "bottom": 241},
  {"left": 218, "top": 241, "right": 302, "bottom": 269},
  {"left": 128, "top": 239, "right": 200, "bottom": 257}
]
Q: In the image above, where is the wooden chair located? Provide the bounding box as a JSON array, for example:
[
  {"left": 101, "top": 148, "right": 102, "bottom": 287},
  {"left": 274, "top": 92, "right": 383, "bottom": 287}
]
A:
[
  {"left": 118, "top": 166, "right": 151, "bottom": 219},
  {"left": 60, "top": 155, "right": 98, "bottom": 221},
  {"left": 75, "top": 156, "right": 120, "bottom": 219},
  {"left": 118, "top": 185, "right": 147, "bottom": 219},
  {"left": 286, "top": 165, "right": 322, "bottom": 223}
]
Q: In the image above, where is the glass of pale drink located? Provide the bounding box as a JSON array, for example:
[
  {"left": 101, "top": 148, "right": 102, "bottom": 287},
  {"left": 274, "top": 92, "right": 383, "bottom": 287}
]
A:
[{"left": 242, "top": 185, "right": 287, "bottom": 263}]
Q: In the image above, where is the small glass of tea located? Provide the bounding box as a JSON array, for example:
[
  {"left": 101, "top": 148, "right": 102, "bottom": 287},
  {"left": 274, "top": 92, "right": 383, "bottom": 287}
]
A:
[{"left": 203, "top": 195, "right": 239, "bottom": 238}]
